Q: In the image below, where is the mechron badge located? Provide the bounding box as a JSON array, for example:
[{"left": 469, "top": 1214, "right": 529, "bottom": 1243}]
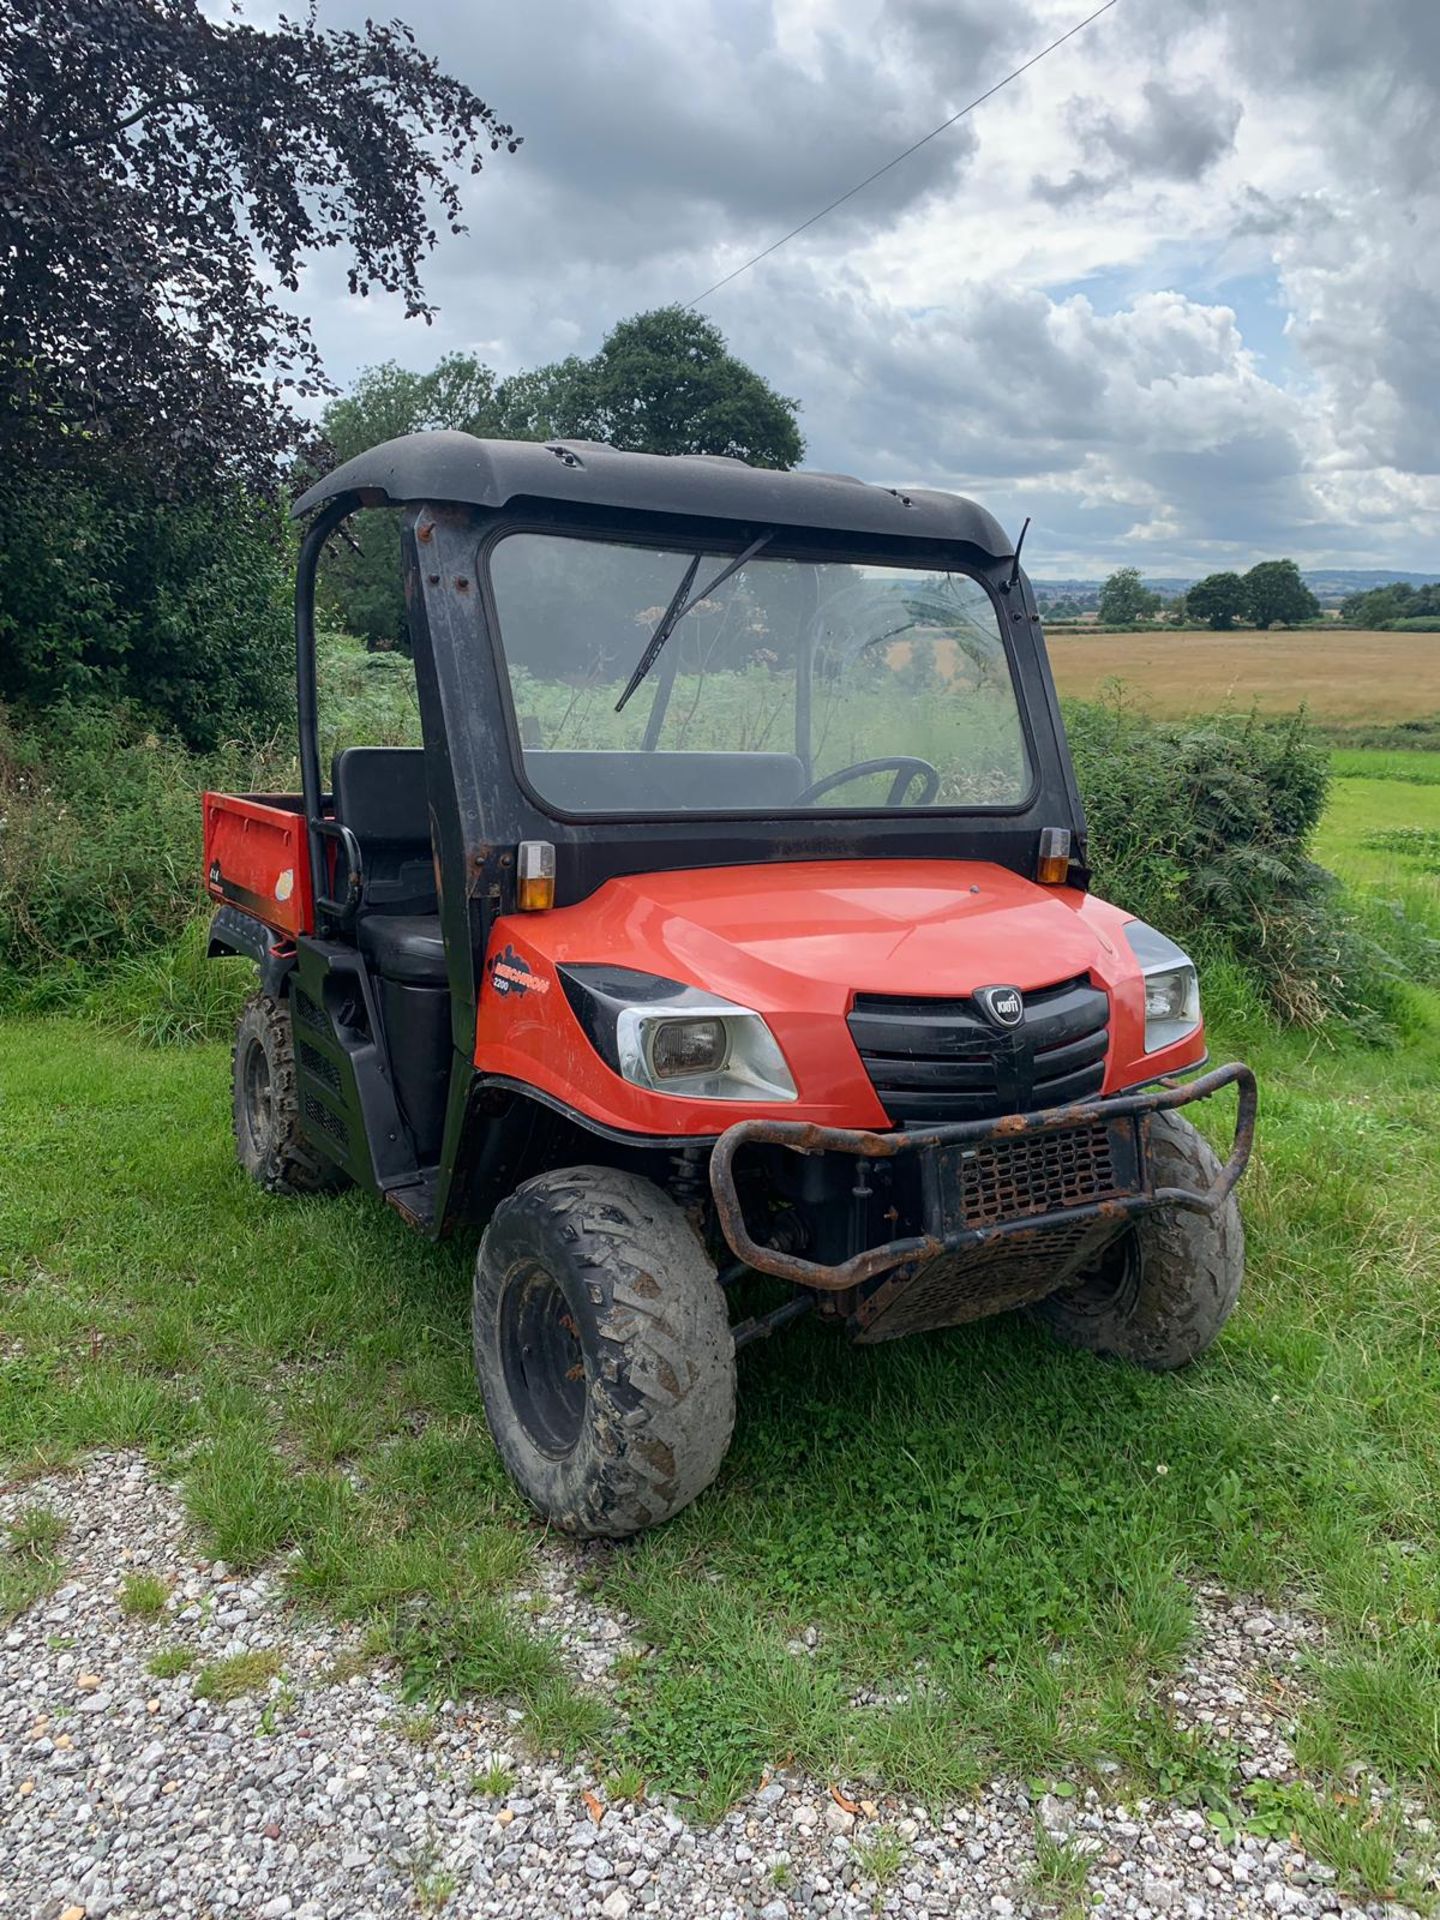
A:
[{"left": 976, "top": 984, "right": 1024, "bottom": 1029}]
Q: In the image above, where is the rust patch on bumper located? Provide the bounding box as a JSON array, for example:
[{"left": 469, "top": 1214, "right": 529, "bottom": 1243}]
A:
[{"left": 708, "top": 1061, "right": 1257, "bottom": 1292}]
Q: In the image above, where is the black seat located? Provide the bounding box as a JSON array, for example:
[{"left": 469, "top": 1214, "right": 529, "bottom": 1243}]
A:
[
  {"left": 332, "top": 746, "right": 437, "bottom": 917},
  {"left": 357, "top": 914, "right": 447, "bottom": 985}
]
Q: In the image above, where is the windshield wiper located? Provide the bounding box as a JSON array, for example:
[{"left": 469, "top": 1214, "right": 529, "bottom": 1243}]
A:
[{"left": 614, "top": 532, "right": 774, "bottom": 713}]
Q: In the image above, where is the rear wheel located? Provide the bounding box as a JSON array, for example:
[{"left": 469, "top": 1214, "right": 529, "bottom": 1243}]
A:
[
  {"left": 473, "top": 1166, "right": 736, "bottom": 1537},
  {"left": 1030, "top": 1110, "right": 1243, "bottom": 1370},
  {"left": 232, "top": 992, "right": 347, "bottom": 1195}
]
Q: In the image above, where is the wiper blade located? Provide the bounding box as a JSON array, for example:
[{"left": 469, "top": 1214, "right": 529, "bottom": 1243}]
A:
[{"left": 614, "top": 532, "right": 773, "bottom": 712}]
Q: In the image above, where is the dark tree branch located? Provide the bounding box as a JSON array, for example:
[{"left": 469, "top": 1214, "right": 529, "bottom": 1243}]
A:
[{"left": 0, "top": 0, "right": 519, "bottom": 494}]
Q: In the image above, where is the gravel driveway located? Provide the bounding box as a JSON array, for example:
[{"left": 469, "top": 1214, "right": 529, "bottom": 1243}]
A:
[{"left": 0, "top": 1454, "right": 1426, "bottom": 1920}]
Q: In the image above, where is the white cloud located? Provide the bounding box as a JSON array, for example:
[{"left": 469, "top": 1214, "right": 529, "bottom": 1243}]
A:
[{"left": 293, "top": 0, "right": 1440, "bottom": 575}]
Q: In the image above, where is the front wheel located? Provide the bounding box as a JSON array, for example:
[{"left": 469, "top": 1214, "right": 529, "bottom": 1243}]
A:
[
  {"left": 1030, "top": 1110, "right": 1243, "bottom": 1370},
  {"left": 473, "top": 1166, "right": 737, "bottom": 1537}
]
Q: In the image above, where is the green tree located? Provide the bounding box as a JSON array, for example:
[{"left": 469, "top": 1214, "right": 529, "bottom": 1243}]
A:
[
  {"left": 1186, "top": 571, "right": 1248, "bottom": 630},
  {"left": 1243, "top": 559, "right": 1321, "bottom": 630},
  {"left": 584, "top": 307, "right": 802, "bottom": 465},
  {"left": 1339, "top": 580, "right": 1440, "bottom": 627},
  {"left": 1097, "top": 567, "right": 1161, "bottom": 625}
]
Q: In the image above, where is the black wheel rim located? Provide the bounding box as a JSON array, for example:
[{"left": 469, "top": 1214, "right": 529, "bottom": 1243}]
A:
[
  {"left": 498, "top": 1263, "right": 588, "bottom": 1458},
  {"left": 242, "top": 1035, "right": 274, "bottom": 1148},
  {"left": 1055, "top": 1228, "right": 1142, "bottom": 1318}
]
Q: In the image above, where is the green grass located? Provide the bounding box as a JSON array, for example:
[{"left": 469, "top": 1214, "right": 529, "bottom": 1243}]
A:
[
  {"left": 1, "top": 1505, "right": 66, "bottom": 1624},
  {"left": 1029, "top": 1820, "right": 1094, "bottom": 1912},
  {"left": 147, "top": 1645, "right": 196, "bottom": 1678},
  {"left": 851, "top": 1824, "right": 908, "bottom": 1888},
  {"left": 118, "top": 1569, "right": 170, "bottom": 1618},
  {"left": 193, "top": 1648, "right": 283, "bottom": 1702},
  {"left": 3, "top": 806, "right": 1440, "bottom": 1870}
]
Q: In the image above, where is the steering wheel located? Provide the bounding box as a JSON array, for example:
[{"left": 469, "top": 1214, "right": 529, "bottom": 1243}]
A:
[{"left": 792, "top": 755, "right": 941, "bottom": 808}]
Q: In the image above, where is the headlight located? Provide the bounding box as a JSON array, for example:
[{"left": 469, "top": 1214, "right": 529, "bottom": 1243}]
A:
[
  {"left": 1123, "top": 921, "right": 1201, "bottom": 1053},
  {"left": 561, "top": 966, "right": 797, "bottom": 1102}
]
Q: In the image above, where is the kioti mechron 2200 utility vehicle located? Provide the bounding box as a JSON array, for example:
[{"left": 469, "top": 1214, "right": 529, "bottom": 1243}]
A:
[{"left": 204, "top": 433, "right": 1255, "bottom": 1536}]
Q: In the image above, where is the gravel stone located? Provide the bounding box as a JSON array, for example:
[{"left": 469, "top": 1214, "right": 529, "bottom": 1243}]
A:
[{"left": 1, "top": 1454, "right": 1430, "bottom": 1920}]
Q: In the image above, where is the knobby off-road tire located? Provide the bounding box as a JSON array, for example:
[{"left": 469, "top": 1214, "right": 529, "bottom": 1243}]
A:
[
  {"left": 1030, "top": 1109, "right": 1243, "bottom": 1370},
  {"left": 232, "top": 992, "right": 348, "bottom": 1196},
  {"left": 472, "top": 1166, "right": 737, "bottom": 1538}
]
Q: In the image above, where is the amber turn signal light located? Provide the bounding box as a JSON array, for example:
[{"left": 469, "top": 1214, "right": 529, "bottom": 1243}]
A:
[
  {"left": 1036, "top": 826, "right": 1072, "bottom": 885},
  {"left": 517, "top": 840, "right": 555, "bottom": 911}
]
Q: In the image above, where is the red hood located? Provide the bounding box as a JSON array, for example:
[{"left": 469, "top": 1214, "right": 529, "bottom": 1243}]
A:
[
  {"left": 477, "top": 860, "right": 1184, "bottom": 1135},
  {"left": 533, "top": 859, "right": 1128, "bottom": 1012}
]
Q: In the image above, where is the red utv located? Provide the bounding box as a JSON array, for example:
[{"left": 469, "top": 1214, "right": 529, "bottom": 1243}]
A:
[{"left": 204, "top": 434, "right": 1254, "bottom": 1536}]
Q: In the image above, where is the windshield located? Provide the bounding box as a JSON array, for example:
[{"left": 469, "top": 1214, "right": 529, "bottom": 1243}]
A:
[{"left": 487, "top": 531, "right": 1033, "bottom": 815}]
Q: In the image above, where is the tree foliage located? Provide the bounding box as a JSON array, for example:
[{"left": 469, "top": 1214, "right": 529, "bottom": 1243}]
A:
[
  {"left": 518, "top": 307, "right": 804, "bottom": 467},
  {"left": 1097, "top": 567, "right": 1161, "bottom": 625},
  {"left": 317, "top": 309, "right": 805, "bottom": 648},
  {"left": 1242, "top": 559, "right": 1320, "bottom": 630},
  {"left": 1339, "top": 580, "right": 1440, "bottom": 627},
  {"left": 0, "top": 0, "right": 515, "bottom": 742},
  {"left": 1186, "top": 571, "right": 1248, "bottom": 630},
  {"left": 0, "top": 0, "right": 518, "bottom": 492}
]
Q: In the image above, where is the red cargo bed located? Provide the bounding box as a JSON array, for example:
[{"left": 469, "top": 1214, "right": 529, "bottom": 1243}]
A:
[{"left": 203, "top": 792, "right": 314, "bottom": 938}]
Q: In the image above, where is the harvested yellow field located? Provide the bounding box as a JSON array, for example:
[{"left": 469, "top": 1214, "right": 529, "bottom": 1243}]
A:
[{"left": 1045, "top": 628, "right": 1440, "bottom": 722}]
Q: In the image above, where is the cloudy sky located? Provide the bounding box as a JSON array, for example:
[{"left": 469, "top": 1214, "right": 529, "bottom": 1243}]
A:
[{"left": 293, "top": 0, "right": 1439, "bottom": 577}]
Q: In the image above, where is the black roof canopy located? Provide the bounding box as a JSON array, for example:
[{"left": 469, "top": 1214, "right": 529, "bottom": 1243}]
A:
[{"left": 291, "top": 430, "right": 1014, "bottom": 559}]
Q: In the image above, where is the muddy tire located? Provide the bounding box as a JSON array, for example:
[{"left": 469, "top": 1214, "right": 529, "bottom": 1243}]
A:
[
  {"left": 1030, "top": 1110, "right": 1243, "bottom": 1370},
  {"left": 232, "top": 992, "right": 347, "bottom": 1195},
  {"left": 472, "top": 1166, "right": 736, "bottom": 1537}
]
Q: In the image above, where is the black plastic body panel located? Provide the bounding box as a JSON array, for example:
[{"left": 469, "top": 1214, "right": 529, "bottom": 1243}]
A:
[
  {"left": 207, "top": 905, "right": 295, "bottom": 1003},
  {"left": 291, "top": 938, "right": 419, "bottom": 1194}
]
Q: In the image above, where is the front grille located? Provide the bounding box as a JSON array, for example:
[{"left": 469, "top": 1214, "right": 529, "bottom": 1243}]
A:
[
  {"left": 848, "top": 975, "right": 1109, "bottom": 1122},
  {"left": 956, "top": 1121, "right": 1118, "bottom": 1225}
]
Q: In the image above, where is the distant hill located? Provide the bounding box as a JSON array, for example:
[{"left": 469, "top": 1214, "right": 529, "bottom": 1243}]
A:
[{"left": 1031, "top": 568, "right": 1440, "bottom": 612}]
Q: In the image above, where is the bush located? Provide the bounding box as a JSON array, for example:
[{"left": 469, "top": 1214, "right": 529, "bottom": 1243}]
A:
[
  {"left": 0, "top": 704, "right": 289, "bottom": 1017},
  {"left": 0, "top": 476, "right": 292, "bottom": 750},
  {"left": 1067, "top": 698, "right": 1399, "bottom": 1033}
]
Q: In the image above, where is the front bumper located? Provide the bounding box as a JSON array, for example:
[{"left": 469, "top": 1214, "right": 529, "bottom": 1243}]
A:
[{"left": 708, "top": 1061, "right": 1256, "bottom": 1293}]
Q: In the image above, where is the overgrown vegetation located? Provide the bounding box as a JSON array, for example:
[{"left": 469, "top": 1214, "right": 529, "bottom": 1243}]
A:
[{"left": 1067, "top": 700, "right": 1416, "bottom": 1030}]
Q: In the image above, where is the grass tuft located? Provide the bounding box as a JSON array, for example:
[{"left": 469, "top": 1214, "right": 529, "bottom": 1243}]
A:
[
  {"left": 147, "top": 1645, "right": 196, "bottom": 1678},
  {"left": 1029, "top": 1820, "right": 1094, "bottom": 1912},
  {"left": 851, "top": 1825, "right": 907, "bottom": 1889},
  {"left": 119, "top": 1570, "right": 170, "bottom": 1618},
  {"left": 6, "top": 1505, "right": 65, "bottom": 1559},
  {"left": 0, "top": 1505, "right": 66, "bottom": 1625},
  {"left": 193, "top": 1648, "right": 282, "bottom": 1703}
]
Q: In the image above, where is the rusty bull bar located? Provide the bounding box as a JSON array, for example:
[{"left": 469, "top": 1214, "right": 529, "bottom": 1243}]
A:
[{"left": 708, "top": 1062, "right": 1257, "bottom": 1292}]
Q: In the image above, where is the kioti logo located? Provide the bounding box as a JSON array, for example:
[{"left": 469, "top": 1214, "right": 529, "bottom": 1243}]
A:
[{"left": 976, "top": 985, "right": 1024, "bottom": 1029}]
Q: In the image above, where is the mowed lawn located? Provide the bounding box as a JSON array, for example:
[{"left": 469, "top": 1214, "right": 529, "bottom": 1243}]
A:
[
  {"left": 2, "top": 765, "right": 1440, "bottom": 1892},
  {"left": 1049, "top": 627, "right": 1440, "bottom": 721}
]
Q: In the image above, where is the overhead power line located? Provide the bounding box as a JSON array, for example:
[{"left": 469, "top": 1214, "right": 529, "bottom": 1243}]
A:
[{"left": 684, "top": 0, "right": 1120, "bottom": 308}]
